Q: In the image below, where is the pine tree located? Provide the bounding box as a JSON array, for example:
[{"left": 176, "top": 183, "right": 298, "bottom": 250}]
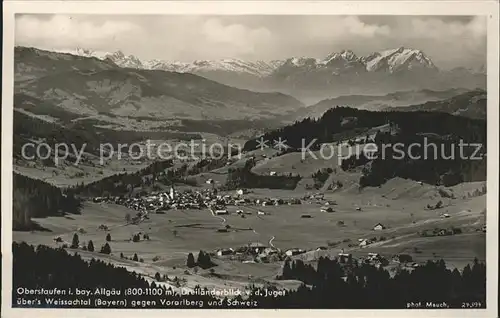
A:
[
  {"left": 87, "top": 240, "right": 94, "bottom": 252},
  {"left": 71, "top": 233, "right": 79, "bottom": 249},
  {"left": 282, "top": 259, "right": 292, "bottom": 279},
  {"left": 100, "top": 243, "right": 111, "bottom": 254},
  {"left": 187, "top": 253, "right": 196, "bottom": 268},
  {"left": 106, "top": 233, "right": 112, "bottom": 242},
  {"left": 133, "top": 253, "right": 139, "bottom": 262},
  {"left": 197, "top": 250, "right": 208, "bottom": 268}
]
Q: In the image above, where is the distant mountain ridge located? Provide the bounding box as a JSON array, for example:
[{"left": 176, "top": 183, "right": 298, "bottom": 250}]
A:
[
  {"left": 45, "top": 46, "right": 486, "bottom": 101},
  {"left": 287, "top": 88, "right": 472, "bottom": 121},
  {"left": 14, "top": 47, "right": 304, "bottom": 121},
  {"left": 388, "top": 89, "right": 486, "bottom": 120},
  {"left": 55, "top": 47, "right": 284, "bottom": 77},
  {"left": 54, "top": 46, "right": 440, "bottom": 75}
]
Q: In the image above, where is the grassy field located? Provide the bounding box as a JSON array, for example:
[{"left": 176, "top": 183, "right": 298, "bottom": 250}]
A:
[
  {"left": 14, "top": 177, "right": 486, "bottom": 289},
  {"left": 13, "top": 135, "right": 487, "bottom": 289}
]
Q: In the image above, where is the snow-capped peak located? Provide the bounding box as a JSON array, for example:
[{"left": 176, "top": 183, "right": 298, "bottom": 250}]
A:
[
  {"left": 363, "top": 47, "right": 436, "bottom": 73},
  {"left": 106, "top": 50, "right": 125, "bottom": 60},
  {"left": 103, "top": 51, "right": 144, "bottom": 69},
  {"left": 48, "top": 46, "right": 438, "bottom": 77},
  {"left": 52, "top": 47, "right": 112, "bottom": 60},
  {"left": 321, "top": 50, "right": 361, "bottom": 66}
]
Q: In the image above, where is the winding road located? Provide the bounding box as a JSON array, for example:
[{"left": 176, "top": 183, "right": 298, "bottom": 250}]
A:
[
  {"left": 209, "top": 208, "right": 227, "bottom": 224},
  {"left": 269, "top": 236, "right": 276, "bottom": 248}
]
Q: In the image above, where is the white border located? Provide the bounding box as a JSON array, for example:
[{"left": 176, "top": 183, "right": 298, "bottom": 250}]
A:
[{"left": 2, "top": 1, "right": 499, "bottom": 318}]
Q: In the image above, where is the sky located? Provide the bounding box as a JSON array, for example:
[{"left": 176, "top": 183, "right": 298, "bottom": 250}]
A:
[{"left": 15, "top": 14, "right": 487, "bottom": 69}]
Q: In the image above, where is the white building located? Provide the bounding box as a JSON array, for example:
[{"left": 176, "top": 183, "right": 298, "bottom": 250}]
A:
[
  {"left": 214, "top": 209, "right": 228, "bottom": 215},
  {"left": 373, "top": 223, "right": 386, "bottom": 231},
  {"left": 359, "top": 239, "right": 369, "bottom": 247},
  {"left": 217, "top": 248, "right": 234, "bottom": 256},
  {"left": 285, "top": 248, "right": 305, "bottom": 256}
]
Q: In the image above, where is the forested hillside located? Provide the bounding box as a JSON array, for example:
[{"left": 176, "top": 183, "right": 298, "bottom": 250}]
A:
[
  {"left": 244, "top": 107, "right": 486, "bottom": 187},
  {"left": 13, "top": 173, "right": 81, "bottom": 231}
]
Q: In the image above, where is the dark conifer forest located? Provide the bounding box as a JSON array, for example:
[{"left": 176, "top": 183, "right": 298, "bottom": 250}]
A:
[
  {"left": 244, "top": 107, "right": 486, "bottom": 187},
  {"left": 13, "top": 173, "right": 81, "bottom": 231},
  {"left": 13, "top": 242, "right": 485, "bottom": 309}
]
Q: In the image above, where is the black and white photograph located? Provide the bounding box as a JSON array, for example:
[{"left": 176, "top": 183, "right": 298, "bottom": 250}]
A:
[{"left": 2, "top": 1, "right": 499, "bottom": 316}]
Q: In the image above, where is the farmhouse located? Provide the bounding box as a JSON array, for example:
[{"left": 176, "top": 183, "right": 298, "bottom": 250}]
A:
[
  {"left": 285, "top": 248, "right": 305, "bottom": 257},
  {"left": 367, "top": 253, "right": 381, "bottom": 262},
  {"left": 359, "top": 239, "right": 370, "bottom": 247},
  {"left": 373, "top": 223, "right": 386, "bottom": 231},
  {"left": 236, "top": 189, "right": 248, "bottom": 195},
  {"left": 235, "top": 199, "right": 246, "bottom": 205},
  {"left": 273, "top": 199, "right": 285, "bottom": 206},
  {"left": 261, "top": 247, "right": 279, "bottom": 255},
  {"left": 338, "top": 252, "right": 352, "bottom": 263},
  {"left": 248, "top": 242, "right": 267, "bottom": 254},
  {"left": 217, "top": 248, "right": 234, "bottom": 256},
  {"left": 212, "top": 207, "right": 228, "bottom": 215},
  {"left": 269, "top": 171, "right": 277, "bottom": 176},
  {"left": 93, "top": 197, "right": 104, "bottom": 203}
]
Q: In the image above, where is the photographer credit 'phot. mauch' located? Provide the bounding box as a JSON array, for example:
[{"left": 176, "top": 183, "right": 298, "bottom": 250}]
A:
[{"left": 2, "top": 1, "right": 498, "bottom": 317}]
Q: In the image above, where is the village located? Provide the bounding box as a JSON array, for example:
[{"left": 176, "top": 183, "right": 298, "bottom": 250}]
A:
[{"left": 87, "top": 185, "right": 426, "bottom": 273}]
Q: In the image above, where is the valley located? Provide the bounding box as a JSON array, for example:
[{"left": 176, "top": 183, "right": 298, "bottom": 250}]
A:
[{"left": 11, "top": 42, "right": 489, "bottom": 309}]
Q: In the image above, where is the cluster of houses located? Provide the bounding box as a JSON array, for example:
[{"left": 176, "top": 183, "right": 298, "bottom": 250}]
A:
[
  {"left": 418, "top": 226, "right": 463, "bottom": 237},
  {"left": 214, "top": 242, "right": 282, "bottom": 263},
  {"left": 212, "top": 241, "right": 419, "bottom": 271},
  {"left": 90, "top": 186, "right": 306, "bottom": 217}
]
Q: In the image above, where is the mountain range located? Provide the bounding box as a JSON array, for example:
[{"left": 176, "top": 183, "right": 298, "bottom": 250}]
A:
[
  {"left": 54, "top": 46, "right": 486, "bottom": 102},
  {"left": 14, "top": 46, "right": 486, "bottom": 132},
  {"left": 14, "top": 47, "right": 304, "bottom": 122}
]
